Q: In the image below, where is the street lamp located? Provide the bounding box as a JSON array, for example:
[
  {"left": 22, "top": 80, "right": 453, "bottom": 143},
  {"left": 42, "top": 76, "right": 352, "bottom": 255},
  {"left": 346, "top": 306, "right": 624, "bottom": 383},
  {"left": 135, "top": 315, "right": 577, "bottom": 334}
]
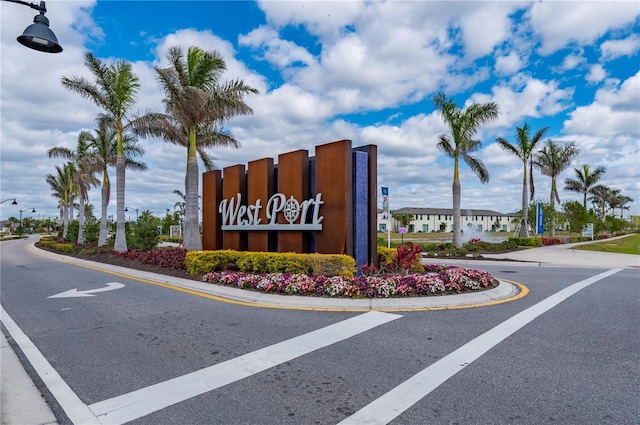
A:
[
  {"left": 18, "top": 207, "right": 35, "bottom": 237},
  {"left": 2, "top": 0, "right": 63, "bottom": 53},
  {"left": 125, "top": 206, "right": 139, "bottom": 222},
  {"left": 1, "top": 198, "right": 18, "bottom": 204}
]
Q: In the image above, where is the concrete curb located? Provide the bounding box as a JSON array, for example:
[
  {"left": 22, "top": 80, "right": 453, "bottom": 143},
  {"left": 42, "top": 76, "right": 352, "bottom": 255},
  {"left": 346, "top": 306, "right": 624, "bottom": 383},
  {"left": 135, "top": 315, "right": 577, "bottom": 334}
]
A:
[{"left": 32, "top": 245, "right": 522, "bottom": 311}]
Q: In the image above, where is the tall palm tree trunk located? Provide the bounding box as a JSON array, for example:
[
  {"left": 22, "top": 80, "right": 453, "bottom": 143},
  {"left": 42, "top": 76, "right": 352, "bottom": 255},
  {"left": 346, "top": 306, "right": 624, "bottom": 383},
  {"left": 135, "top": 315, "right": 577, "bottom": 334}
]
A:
[
  {"left": 62, "top": 202, "right": 69, "bottom": 239},
  {"left": 114, "top": 154, "right": 127, "bottom": 252},
  {"left": 452, "top": 179, "right": 462, "bottom": 248},
  {"left": 77, "top": 191, "right": 86, "bottom": 244},
  {"left": 184, "top": 130, "right": 202, "bottom": 251},
  {"left": 98, "top": 172, "right": 109, "bottom": 246},
  {"left": 520, "top": 164, "right": 530, "bottom": 238},
  {"left": 549, "top": 179, "right": 557, "bottom": 237}
]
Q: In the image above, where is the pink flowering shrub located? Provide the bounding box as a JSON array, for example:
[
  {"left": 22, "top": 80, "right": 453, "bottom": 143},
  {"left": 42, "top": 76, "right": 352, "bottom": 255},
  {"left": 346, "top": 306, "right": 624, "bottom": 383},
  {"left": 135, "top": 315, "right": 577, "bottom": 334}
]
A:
[{"left": 202, "top": 264, "right": 497, "bottom": 298}]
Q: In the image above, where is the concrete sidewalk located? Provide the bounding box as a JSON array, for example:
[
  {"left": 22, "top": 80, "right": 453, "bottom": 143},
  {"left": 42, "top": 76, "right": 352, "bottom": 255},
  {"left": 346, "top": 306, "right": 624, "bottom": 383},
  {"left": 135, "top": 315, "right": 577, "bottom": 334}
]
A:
[
  {"left": 444, "top": 235, "right": 639, "bottom": 269},
  {"left": 1, "top": 332, "right": 58, "bottom": 425},
  {"left": 2, "top": 237, "right": 637, "bottom": 424}
]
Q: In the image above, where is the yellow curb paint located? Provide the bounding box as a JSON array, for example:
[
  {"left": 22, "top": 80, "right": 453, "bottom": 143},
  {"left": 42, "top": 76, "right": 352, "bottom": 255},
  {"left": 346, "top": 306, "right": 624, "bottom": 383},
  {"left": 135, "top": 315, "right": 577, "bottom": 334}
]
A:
[
  {"left": 377, "top": 280, "right": 529, "bottom": 312},
  {"left": 30, "top": 243, "right": 528, "bottom": 312}
]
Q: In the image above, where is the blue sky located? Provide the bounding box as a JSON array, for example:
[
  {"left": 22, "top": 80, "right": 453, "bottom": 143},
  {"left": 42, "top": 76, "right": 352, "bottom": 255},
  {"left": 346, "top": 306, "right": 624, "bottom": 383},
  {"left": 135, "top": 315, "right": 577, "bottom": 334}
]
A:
[{"left": 1, "top": 0, "right": 639, "bottom": 224}]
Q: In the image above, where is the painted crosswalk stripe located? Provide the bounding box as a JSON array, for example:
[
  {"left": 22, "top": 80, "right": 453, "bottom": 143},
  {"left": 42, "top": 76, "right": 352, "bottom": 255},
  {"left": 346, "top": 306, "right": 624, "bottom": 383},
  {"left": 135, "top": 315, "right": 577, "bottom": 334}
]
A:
[
  {"left": 89, "top": 311, "right": 401, "bottom": 424},
  {"left": 339, "top": 268, "right": 623, "bottom": 425}
]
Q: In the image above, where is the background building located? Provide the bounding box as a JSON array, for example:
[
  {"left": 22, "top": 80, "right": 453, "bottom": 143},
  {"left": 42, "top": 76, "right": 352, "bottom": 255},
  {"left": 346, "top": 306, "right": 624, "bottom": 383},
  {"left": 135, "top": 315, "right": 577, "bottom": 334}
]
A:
[{"left": 377, "top": 207, "right": 519, "bottom": 234}]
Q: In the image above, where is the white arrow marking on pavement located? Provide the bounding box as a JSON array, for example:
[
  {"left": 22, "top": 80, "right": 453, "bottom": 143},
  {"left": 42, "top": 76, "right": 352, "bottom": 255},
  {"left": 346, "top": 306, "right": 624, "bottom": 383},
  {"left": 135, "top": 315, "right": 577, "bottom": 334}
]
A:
[{"left": 48, "top": 282, "right": 125, "bottom": 298}]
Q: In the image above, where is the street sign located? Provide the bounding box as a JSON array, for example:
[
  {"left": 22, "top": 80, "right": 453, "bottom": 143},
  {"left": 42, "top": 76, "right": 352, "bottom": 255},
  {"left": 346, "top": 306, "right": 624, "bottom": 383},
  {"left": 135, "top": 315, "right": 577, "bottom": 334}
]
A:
[{"left": 399, "top": 227, "right": 407, "bottom": 234}]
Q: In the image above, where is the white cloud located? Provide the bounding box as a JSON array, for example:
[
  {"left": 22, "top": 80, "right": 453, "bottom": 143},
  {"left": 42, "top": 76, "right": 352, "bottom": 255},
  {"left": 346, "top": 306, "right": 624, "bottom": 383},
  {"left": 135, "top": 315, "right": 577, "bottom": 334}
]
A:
[
  {"left": 564, "top": 71, "right": 640, "bottom": 137},
  {"left": 559, "top": 52, "right": 585, "bottom": 71},
  {"left": 495, "top": 51, "right": 525, "bottom": 75},
  {"left": 586, "top": 64, "right": 607, "bottom": 84},
  {"left": 528, "top": 1, "right": 640, "bottom": 55},
  {"left": 600, "top": 33, "right": 640, "bottom": 61},
  {"left": 239, "top": 26, "right": 316, "bottom": 68},
  {"left": 471, "top": 75, "right": 574, "bottom": 128}
]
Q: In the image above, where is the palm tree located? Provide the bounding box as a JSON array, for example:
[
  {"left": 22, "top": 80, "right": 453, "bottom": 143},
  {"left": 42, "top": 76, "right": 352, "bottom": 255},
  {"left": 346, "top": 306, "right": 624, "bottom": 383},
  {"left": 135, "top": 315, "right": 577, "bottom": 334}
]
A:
[
  {"left": 87, "top": 117, "right": 147, "bottom": 246},
  {"left": 47, "top": 131, "right": 100, "bottom": 244},
  {"left": 589, "top": 184, "right": 611, "bottom": 220},
  {"left": 496, "top": 123, "right": 549, "bottom": 237},
  {"left": 61, "top": 52, "right": 160, "bottom": 252},
  {"left": 133, "top": 46, "right": 258, "bottom": 250},
  {"left": 83, "top": 203, "right": 96, "bottom": 222},
  {"left": 433, "top": 93, "right": 499, "bottom": 248},
  {"left": 46, "top": 163, "right": 76, "bottom": 239},
  {"left": 172, "top": 189, "right": 186, "bottom": 231},
  {"left": 534, "top": 140, "right": 580, "bottom": 236},
  {"left": 617, "top": 195, "right": 634, "bottom": 219},
  {"left": 564, "top": 164, "right": 606, "bottom": 208},
  {"left": 606, "top": 188, "right": 623, "bottom": 219}
]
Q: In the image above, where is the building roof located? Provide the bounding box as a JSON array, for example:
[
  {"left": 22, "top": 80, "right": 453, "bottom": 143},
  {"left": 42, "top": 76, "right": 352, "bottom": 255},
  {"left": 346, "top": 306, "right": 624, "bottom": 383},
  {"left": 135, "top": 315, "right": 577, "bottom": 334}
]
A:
[{"left": 378, "top": 207, "right": 518, "bottom": 217}]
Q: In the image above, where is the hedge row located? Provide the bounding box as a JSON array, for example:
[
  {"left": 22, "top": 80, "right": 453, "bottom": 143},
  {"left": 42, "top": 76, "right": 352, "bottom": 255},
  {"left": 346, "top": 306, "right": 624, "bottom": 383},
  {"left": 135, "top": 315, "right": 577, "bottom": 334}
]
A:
[{"left": 185, "top": 250, "right": 356, "bottom": 278}]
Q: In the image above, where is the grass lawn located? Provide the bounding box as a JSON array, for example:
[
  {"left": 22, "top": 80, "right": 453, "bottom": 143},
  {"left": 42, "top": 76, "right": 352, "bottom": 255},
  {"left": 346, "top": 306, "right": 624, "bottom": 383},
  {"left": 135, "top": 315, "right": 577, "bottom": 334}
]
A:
[{"left": 572, "top": 234, "right": 640, "bottom": 255}]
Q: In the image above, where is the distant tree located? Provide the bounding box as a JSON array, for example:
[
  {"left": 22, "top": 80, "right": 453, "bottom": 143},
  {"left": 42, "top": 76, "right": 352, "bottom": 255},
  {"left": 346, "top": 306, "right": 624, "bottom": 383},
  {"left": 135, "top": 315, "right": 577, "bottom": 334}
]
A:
[
  {"left": 46, "top": 163, "right": 76, "bottom": 240},
  {"left": 534, "top": 140, "right": 580, "bottom": 237},
  {"left": 433, "top": 93, "right": 499, "bottom": 248},
  {"left": 564, "top": 164, "right": 606, "bottom": 208},
  {"left": 589, "top": 185, "right": 608, "bottom": 220},
  {"left": 62, "top": 52, "right": 161, "bottom": 252},
  {"left": 616, "top": 195, "right": 634, "bottom": 220},
  {"left": 47, "top": 131, "right": 100, "bottom": 244},
  {"left": 392, "top": 213, "right": 413, "bottom": 228},
  {"left": 88, "top": 117, "right": 147, "bottom": 247},
  {"left": 563, "top": 200, "right": 596, "bottom": 234},
  {"left": 496, "top": 123, "right": 549, "bottom": 238}
]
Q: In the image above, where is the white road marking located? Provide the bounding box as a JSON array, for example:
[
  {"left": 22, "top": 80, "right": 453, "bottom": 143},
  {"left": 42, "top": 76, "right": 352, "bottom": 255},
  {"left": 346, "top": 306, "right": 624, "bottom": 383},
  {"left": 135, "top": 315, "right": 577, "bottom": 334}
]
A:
[
  {"left": 48, "top": 282, "right": 125, "bottom": 298},
  {"left": 0, "top": 306, "right": 100, "bottom": 424},
  {"left": 89, "top": 311, "right": 401, "bottom": 424},
  {"left": 339, "top": 268, "right": 623, "bottom": 425}
]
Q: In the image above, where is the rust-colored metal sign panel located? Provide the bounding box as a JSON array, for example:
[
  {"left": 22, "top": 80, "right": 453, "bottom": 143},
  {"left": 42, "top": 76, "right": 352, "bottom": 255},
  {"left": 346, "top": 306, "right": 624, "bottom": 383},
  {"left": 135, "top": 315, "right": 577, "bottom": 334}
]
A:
[
  {"left": 277, "top": 149, "right": 310, "bottom": 252},
  {"left": 222, "top": 164, "right": 246, "bottom": 251},
  {"left": 202, "top": 170, "right": 222, "bottom": 250},
  {"left": 247, "top": 158, "right": 274, "bottom": 252},
  {"left": 314, "top": 139, "right": 353, "bottom": 254}
]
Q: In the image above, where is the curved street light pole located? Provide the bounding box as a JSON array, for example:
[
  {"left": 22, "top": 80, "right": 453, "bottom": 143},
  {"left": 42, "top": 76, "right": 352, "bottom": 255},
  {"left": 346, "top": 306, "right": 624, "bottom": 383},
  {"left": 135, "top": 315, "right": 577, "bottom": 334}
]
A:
[
  {"left": 1, "top": 198, "right": 18, "bottom": 204},
  {"left": 124, "top": 206, "right": 139, "bottom": 222},
  {"left": 18, "top": 207, "right": 36, "bottom": 238},
  {"left": 2, "top": 0, "right": 63, "bottom": 53}
]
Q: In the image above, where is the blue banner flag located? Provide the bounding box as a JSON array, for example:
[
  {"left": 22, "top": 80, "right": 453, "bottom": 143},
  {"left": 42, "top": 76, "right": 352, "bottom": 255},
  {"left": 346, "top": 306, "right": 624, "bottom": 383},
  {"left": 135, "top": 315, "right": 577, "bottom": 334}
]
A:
[
  {"left": 381, "top": 187, "right": 388, "bottom": 196},
  {"left": 536, "top": 203, "right": 545, "bottom": 234}
]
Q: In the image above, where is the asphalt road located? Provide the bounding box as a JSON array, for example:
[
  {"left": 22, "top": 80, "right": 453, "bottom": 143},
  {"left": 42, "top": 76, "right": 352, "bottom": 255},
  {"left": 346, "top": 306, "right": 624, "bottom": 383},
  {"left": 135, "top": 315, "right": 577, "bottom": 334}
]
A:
[{"left": 1, "top": 236, "right": 638, "bottom": 424}]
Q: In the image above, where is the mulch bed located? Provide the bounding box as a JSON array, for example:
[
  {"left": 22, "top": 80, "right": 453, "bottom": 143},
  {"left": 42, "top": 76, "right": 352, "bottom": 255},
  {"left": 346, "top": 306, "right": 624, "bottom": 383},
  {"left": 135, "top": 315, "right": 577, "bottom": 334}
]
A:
[{"left": 38, "top": 246, "right": 204, "bottom": 282}]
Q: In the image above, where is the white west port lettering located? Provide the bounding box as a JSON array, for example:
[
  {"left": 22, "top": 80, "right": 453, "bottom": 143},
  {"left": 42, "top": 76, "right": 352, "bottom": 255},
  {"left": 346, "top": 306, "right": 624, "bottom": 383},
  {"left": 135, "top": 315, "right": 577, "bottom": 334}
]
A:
[{"left": 219, "top": 193, "right": 324, "bottom": 231}]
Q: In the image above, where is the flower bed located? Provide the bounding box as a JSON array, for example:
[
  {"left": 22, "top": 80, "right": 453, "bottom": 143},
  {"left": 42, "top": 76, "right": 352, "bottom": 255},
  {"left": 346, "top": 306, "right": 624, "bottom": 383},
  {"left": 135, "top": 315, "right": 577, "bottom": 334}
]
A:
[{"left": 202, "top": 264, "right": 497, "bottom": 298}]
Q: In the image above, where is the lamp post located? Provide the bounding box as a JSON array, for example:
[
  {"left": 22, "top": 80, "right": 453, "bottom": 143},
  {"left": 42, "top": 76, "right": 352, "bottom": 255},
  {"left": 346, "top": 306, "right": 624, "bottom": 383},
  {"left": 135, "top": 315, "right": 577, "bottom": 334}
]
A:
[
  {"left": 124, "top": 206, "right": 139, "bottom": 222},
  {"left": 2, "top": 0, "right": 62, "bottom": 53},
  {"left": 1, "top": 198, "right": 18, "bottom": 204},
  {"left": 18, "top": 207, "right": 36, "bottom": 237}
]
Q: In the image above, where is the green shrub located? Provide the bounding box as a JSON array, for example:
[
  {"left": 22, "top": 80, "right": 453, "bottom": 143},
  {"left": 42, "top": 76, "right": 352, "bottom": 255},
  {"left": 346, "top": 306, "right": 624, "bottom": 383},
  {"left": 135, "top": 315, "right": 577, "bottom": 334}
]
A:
[
  {"left": 83, "top": 221, "right": 100, "bottom": 244},
  {"left": 53, "top": 243, "right": 73, "bottom": 252},
  {"left": 507, "top": 237, "right": 542, "bottom": 247},
  {"left": 127, "top": 220, "right": 160, "bottom": 250},
  {"left": 185, "top": 250, "right": 355, "bottom": 278},
  {"left": 500, "top": 239, "right": 519, "bottom": 250}
]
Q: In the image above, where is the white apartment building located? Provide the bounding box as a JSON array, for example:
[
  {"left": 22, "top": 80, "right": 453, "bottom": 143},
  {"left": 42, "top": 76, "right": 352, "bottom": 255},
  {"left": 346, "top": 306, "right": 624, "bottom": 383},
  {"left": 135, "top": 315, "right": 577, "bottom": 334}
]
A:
[{"left": 377, "top": 207, "right": 519, "bottom": 233}]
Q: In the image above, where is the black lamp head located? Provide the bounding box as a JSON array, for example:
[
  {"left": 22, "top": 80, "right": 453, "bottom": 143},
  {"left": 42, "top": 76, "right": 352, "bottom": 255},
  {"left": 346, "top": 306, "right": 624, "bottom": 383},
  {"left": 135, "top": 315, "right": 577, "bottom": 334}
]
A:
[{"left": 17, "top": 12, "right": 63, "bottom": 53}]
